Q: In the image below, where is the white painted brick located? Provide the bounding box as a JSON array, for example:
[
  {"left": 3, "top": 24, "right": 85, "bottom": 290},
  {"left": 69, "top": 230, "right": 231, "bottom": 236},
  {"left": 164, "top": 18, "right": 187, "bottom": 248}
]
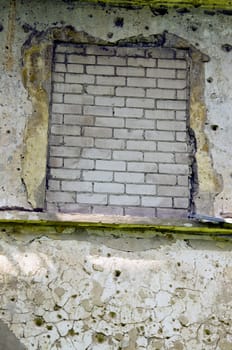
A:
[
  {"left": 97, "top": 56, "right": 126, "bottom": 66},
  {"left": 92, "top": 206, "right": 123, "bottom": 215},
  {"left": 145, "top": 109, "right": 175, "bottom": 120},
  {"left": 49, "top": 157, "right": 63, "bottom": 168},
  {"left": 50, "top": 146, "right": 81, "bottom": 158},
  {"left": 77, "top": 193, "right": 107, "bottom": 205},
  {"left": 84, "top": 106, "right": 113, "bottom": 116},
  {"left": 176, "top": 132, "right": 187, "bottom": 141},
  {"left": 53, "top": 93, "right": 63, "bottom": 103},
  {"left": 97, "top": 76, "right": 126, "bottom": 86},
  {"left": 54, "top": 83, "right": 82, "bottom": 94},
  {"left": 64, "top": 115, "right": 94, "bottom": 125},
  {"left": 95, "top": 117, "right": 124, "bottom": 128},
  {"left": 53, "top": 73, "right": 65, "bottom": 82},
  {"left": 145, "top": 130, "right": 175, "bottom": 141},
  {"left": 114, "top": 107, "right": 143, "bottom": 118},
  {"left": 178, "top": 175, "right": 189, "bottom": 186},
  {"left": 62, "top": 181, "right": 92, "bottom": 192},
  {"left": 95, "top": 139, "right": 125, "bottom": 149},
  {"left": 47, "top": 191, "right": 75, "bottom": 203},
  {"left": 54, "top": 53, "right": 65, "bottom": 62},
  {"left": 175, "top": 153, "right": 190, "bottom": 164},
  {"left": 86, "top": 45, "right": 115, "bottom": 56},
  {"left": 82, "top": 170, "right": 113, "bottom": 181},
  {"left": 96, "top": 160, "right": 126, "bottom": 171},
  {"left": 158, "top": 79, "right": 186, "bottom": 90},
  {"left": 58, "top": 204, "right": 91, "bottom": 214},
  {"left": 124, "top": 207, "right": 156, "bottom": 217},
  {"left": 82, "top": 148, "right": 111, "bottom": 159},
  {"left": 177, "top": 89, "right": 188, "bottom": 100},
  {"left": 115, "top": 172, "right": 144, "bottom": 183},
  {"left": 117, "top": 67, "right": 145, "bottom": 77},
  {"left": 64, "top": 159, "right": 94, "bottom": 169},
  {"left": 109, "top": 195, "right": 140, "bottom": 206},
  {"left": 127, "top": 162, "right": 157, "bottom": 173},
  {"left": 157, "top": 100, "right": 187, "bottom": 110},
  {"left": 146, "top": 89, "right": 176, "bottom": 99},
  {"left": 116, "top": 87, "right": 145, "bottom": 98},
  {"left": 64, "top": 94, "right": 94, "bottom": 105},
  {"left": 68, "top": 55, "right": 96, "bottom": 64},
  {"left": 83, "top": 127, "right": 112, "bottom": 138},
  {"left": 64, "top": 136, "right": 94, "bottom": 147},
  {"left": 177, "top": 70, "right": 187, "bottom": 79},
  {"left": 146, "top": 48, "right": 175, "bottom": 59},
  {"left": 144, "top": 152, "right": 174, "bottom": 163},
  {"left": 158, "top": 142, "right": 187, "bottom": 152},
  {"left": 52, "top": 103, "right": 82, "bottom": 114},
  {"left": 157, "top": 120, "right": 186, "bottom": 131},
  {"left": 126, "top": 98, "right": 154, "bottom": 109},
  {"left": 86, "top": 85, "right": 114, "bottom": 95},
  {"left": 50, "top": 169, "right": 81, "bottom": 180},
  {"left": 159, "top": 163, "right": 189, "bottom": 175},
  {"left": 67, "top": 64, "right": 84, "bottom": 73},
  {"left": 127, "top": 77, "right": 156, "bottom": 88},
  {"left": 94, "top": 183, "right": 124, "bottom": 193},
  {"left": 174, "top": 197, "right": 189, "bottom": 209},
  {"left": 126, "top": 184, "right": 156, "bottom": 195},
  {"left": 128, "top": 57, "right": 156, "bottom": 67},
  {"left": 127, "top": 140, "right": 156, "bottom": 151},
  {"left": 51, "top": 125, "right": 81, "bottom": 136},
  {"left": 113, "top": 150, "right": 143, "bottom": 161},
  {"left": 48, "top": 180, "right": 60, "bottom": 191},
  {"left": 126, "top": 119, "right": 154, "bottom": 129},
  {"left": 95, "top": 96, "right": 125, "bottom": 107},
  {"left": 176, "top": 111, "right": 187, "bottom": 120},
  {"left": 56, "top": 46, "right": 85, "bottom": 54},
  {"left": 147, "top": 68, "right": 175, "bottom": 78},
  {"left": 86, "top": 65, "right": 115, "bottom": 75},
  {"left": 114, "top": 129, "right": 143, "bottom": 139},
  {"left": 116, "top": 47, "right": 145, "bottom": 57},
  {"left": 158, "top": 59, "right": 187, "bottom": 69},
  {"left": 157, "top": 208, "right": 187, "bottom": 218},
  {"left": 146, "top": 174, "right": 176, "bottom": 185},
  {"left": 142, "top": 196, "right": 172, "bottom": 207},
  {"left": 49, "top": 135, "right": 63, "bottom": 146},
  {"left": 51, "top": 114, "right": 63, "bottom": 124},
  {"left": 66, "top": 74, "right": 95, "bottom": 84},
  {"left": 158, "top": 186, "right": 189, "bottom": 197}
]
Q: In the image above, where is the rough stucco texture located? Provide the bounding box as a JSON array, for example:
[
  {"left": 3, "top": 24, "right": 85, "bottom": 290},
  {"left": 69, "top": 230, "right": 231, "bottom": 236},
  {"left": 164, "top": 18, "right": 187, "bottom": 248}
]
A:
[{"left": 0, "top": 231, "right": 232, "bottom": 350}]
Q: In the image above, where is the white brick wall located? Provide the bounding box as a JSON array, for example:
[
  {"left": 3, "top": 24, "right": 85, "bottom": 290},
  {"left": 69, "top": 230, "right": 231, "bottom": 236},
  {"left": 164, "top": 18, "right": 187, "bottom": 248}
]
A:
[{"left": 46, "top": 44, "right": 191, "bottom": 218}]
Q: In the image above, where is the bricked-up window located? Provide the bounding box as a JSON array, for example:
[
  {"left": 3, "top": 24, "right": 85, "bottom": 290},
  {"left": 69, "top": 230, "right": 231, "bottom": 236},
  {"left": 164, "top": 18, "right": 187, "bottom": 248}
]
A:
[{"left": 46, "top": 43, "right": 191, "bottom": 217}]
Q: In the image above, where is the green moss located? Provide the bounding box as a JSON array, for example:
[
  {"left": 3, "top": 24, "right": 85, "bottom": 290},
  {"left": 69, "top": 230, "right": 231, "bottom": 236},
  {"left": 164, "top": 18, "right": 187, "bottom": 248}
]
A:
[
  {"left": 109, "top": 311, "right": 117, "bottom": 318},
  {"left": 34, "top": 316, "right": 45, "bottom": 327},
  {"left": 46, "top": 325, "right": 53, "bottom": 330},
  {"left": 95, "top": 332, "right": 106, "bottom": 343},
  {"left": 68, "top": 328, "right": 76, "bottom": 336}
]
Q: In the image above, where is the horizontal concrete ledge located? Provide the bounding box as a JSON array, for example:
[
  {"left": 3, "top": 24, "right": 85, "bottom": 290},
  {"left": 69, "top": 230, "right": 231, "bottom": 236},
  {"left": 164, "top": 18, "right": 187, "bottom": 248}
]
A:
[{"left": 0, "top": 211, "right": 232, "bottom": 240}]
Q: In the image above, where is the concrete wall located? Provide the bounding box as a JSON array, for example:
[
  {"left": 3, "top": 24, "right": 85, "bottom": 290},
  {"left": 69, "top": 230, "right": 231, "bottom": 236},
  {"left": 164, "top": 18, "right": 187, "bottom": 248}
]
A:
[{"left": 1, "top": 1, "right": 232, "bottom": 349}]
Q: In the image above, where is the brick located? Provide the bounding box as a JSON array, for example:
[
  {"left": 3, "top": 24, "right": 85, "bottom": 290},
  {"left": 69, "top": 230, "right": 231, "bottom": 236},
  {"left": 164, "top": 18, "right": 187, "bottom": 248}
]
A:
[
  {"left": 158, "top": 186, "right": 189, "bottom": 197},
  {"left": 97, "top": 56, "right": 126, "bottom": 66},
  {"left": 128, "top": 57, "right": 156, "bottom": 67},
  {"left": 94, "top": 183, "right": 124, "bottom": 193},
  {"left": 96, "top": 160, "right": 126, "bottom": 171},
  {"left": 157, "top": 120, "right": 186, "bottom": 131},
  {"left": 157, "top": 100, "right": 187, "bottom": 110},
  {"left": 54, "top": 53, "right": 65, "bottom": 62},
  {"left": 114, "top": 129, "right": 143, "bottom": 139},
  {"left": 117, "top": 67, "right": 145, "bottom": 77},
  {"left": 126, "top": 119, "right": 154, "bottom": 129},
  {"left": 49, "top": 157, "right": 63, "bottom": 168},
  {"left": 64, "top": 115, "right": 94, "bottom": 125},
  {"left": 95, "top": 96, "right": 125, "bottom": 107},
  {"left": 142, "top": 196, "right": 172, "bottom": 207},
  {"left": 158, "top": 59, "right": 187, "bottom": 69},
  {"left": 158, "top": 79, "right": 186, "bottom": 90},
  {"left": 114, "top": 107, "right": 143, "bottom": 118},
  {"left": 52, "top": 104, "right": 82, "bottom": 114},
  {"left": 146, "top": 89, "right": 176, "bottom": 99},
  {"left": 126, "top": 98, "right": 154, "bottom": 109},
  {"left": 51, "top": 114, "right": 63, "bottom": 124},
  {"left": 146, "top": 174, "right": 176, "bottom": 185},
  {"left": 64, "top": 94, "right": 94, "bottom": 105},
  {"left": 86, "top": 85, "right": 114, "bottom": 95},
  {"left": 86, "top": 65, "right": 114, "bottom": 75},
  {"left": 177, "top": 89, "right": 188, "bottom": 100},
  {"left": 178, "top": 175, "right": 189, "bottom": 186},
  {"left": 145, "top": 109, "right": 175, "bottom": 120},
  {"left": 53, "top": 73, "right": 64, "bottom": 82},
  {"left": 53, "top": 93, "right": 63, "bottom": 103},
  {"left": 176, "top": 132, "right": 187, "bottom": 141},
  {"left": 84, "top": 106, "right": 113, "bottom": 116},
  {"left": 47, "top": 191, "right": 75, "bottom": 203},
  {"left": 116, "top": 47, "right": 145, "bottom": 57},
  {"left": 66, "top": 74, "right": 95, "bottom": 84},
  {"left": 67, "top": 64, "right": 84, "bottom": 73},
  {"left": 56, "top": 46, "right": 85, "bottom": 54},
  {"left": 156, "top": 208, "right": 188, "bottom": 218},
  {"left": 158, "top": 142, "right": 187, "bottom": 152},
  {"left": 82, "top": 148, "right": 112, "bottom": 159},
  {"left": 92, "top": 206, "right": 123, "bottom": 216},
  {"left": 177, "top": 70, "right": 187, "bottom": 79},
  {"left": 86, "top": 45, "right": 115, "bottom": 56},
  {"left": 82, "top": 170, "right": 113, "bottom": 182},
  {"left": 64, "top": 159, "right": 94, "bottom": 169},
  {"left": 127, "top": 77, "right": 156, "bottom": 88},
  {"left": 175, "top": 153, "right": 190, "bottom": 164},
  {"left": 127, "top": 162, "right": 157, "bottom": 173},
  {"left": 49, "top": 135, "right": 63, "bottom": 146},
  {"left": 51, "top": 125, "right": 81, "bottom": 136},
  {"left": 174, "top": 198, "right": 189, "bottom": 209},
  {"left": 176, "top": 111, "right": 187, "bottom": 120},
  {"left": 53, "top": 83, "right": 82, "bottom": 94},
  {"left": 147, "top": 68, "right": 175, "bottom": 78},
  {"left": 96, "top": 76, "right": 126, "bottom": 86},
  {"left": 95, "top": 139, "right": 125, "bottom": 149},
  {"left": 83, "top": 127, "right": 112, "bottom": 138},
  {"left": 145, "top": 130, "right": 175, "bottom": 141},
  {"left": 109, "top": 195, "right": 140, "bottom": 206},
  {"left": 64, "top": 136, "right": 94, "bottom": 147},
  {"left": 50, "top": 146, "right": 81, "bottom": 158},
  {"left": 62, "top": 181, "right": 92, "bottom": 192},
  {"left": 144, "top": 152, "right": 174, "bottom": 163},
  {"left": 116, "top": 87, "right": 145, "bottom": 98},
  {"left": 58, "top": 204, "right": 91, "bottom": 214},
  {"left": 95, "top": 117, "right": 124, "bottom": 128},
  {"left": 48, "top": 180, "right": 60, "bottom": 191},
  {"left": 54, "top": 63, "right": 66, "bottom": 72},
  {"left": 50, "top": 169, "right": 81, "bottom": 180},
  {"left": 126, "top": 184, "right": 156, "bottom": 195},
  {"left": 68, "top": 55, "right": 95, "bottom": 64},
  {"left": 124, "top": 207, "right": 156, "bottom": 217},
  {"left": 115, "top": 172, "right": 144, "bottom": 183},
  {"left": 146, "top": 48, "right": 175, "bottom": 59},
  {"left": 77, "top": 193, "right": 107, "bottom": 205},
  {"left": 127, "top": 140, "right": 156, "bottom": 151},
  {"left": 159, "top": 163, "right": 189, "bottom": 175},
  {"left": 113, "top": 150, "right": 143, "bottom": 161}
]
